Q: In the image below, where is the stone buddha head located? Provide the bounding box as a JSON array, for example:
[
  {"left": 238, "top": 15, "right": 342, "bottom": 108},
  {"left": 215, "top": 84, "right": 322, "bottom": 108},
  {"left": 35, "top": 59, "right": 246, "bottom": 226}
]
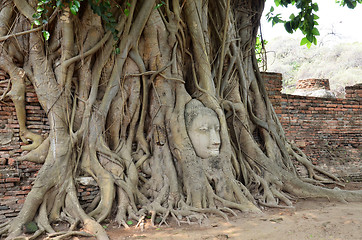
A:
[{"left": 185, "top": 99, "right": 221, "bottom": 159}]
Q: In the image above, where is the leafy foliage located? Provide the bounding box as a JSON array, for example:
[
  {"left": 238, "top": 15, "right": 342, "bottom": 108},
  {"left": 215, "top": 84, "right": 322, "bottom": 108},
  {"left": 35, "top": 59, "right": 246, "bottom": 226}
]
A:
[
  {"left": 255, "top": 35, "right": 268, "bottom": 70},
  {"left": 266, "top": 0, "right": 361, "bottom": 47},
  {"left": 88, "top": 0, "right": 120, "bottom": 40},
  {"left": 33, "top": 0, "right": 126, "bottom": 41},
  {"left": 33, "top": 0, "right": 82, "bottom": 40},
  {"left": 69, "top": 0, "right": 81, "bottom": 15},
  {"left": 336, "top": 0, "right": 362, "bottom": 8},
  {"left": 266, "top": 0, "right": 319, "bottom": 48}
]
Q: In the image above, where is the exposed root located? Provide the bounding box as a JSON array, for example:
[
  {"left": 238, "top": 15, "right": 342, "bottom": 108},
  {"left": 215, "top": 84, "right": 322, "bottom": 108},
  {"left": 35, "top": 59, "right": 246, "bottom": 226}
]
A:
[
  {"left": 0, "top": 225, "right": 10, "bottom": 236},
  {"left": 288, "top": 143, "right": 340, "bottom": 183},
  {"left": 12, "top": 227, "right": 44, "bottom": 240},
  {"left": 45, "top": 231, "right": 94, "bottom": 240}
]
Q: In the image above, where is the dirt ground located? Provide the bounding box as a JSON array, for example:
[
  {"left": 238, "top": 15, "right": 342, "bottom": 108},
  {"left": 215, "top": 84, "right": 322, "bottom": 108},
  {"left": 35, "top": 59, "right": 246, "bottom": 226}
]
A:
[
  {"left": 99, "top": 183, "right": 362, "bottom": 240},
  {"left": 6, "top": 183, "right": 362, "bottom": 240}
]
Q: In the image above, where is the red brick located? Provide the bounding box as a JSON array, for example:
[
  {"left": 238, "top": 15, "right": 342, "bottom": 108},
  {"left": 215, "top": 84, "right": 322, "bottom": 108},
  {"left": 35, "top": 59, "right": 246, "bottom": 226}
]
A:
[
  {"left": 5, "top": 178, "right": 20, "bottom": 183},
  {"left": 5, "top": 190, "right": 29, "bottom": 196},
  {"left": 0, "top": 183, "right": 14, "bottom": 188},
  {"left": 17, "top": 199, "right": 26, "bottom": 204},
  {"left": 7, "top": 158, "right": 17, "bottom": 166},
  {"left": 21, "top": 186, "right": 32, "bottom": 190}
]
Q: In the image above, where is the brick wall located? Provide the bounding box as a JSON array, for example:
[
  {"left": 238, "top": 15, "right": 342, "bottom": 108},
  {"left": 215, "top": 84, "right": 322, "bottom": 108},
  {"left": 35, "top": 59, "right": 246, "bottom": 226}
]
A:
[
  {"left": 264, "top": 72, "right": 361, "bottom": 177},
  {"left": 261, "top": 72, "right": 282, "bottom": 112},
  {"left": 345, "top": 84, "right": 362, "bottom": 100},
  {"left": 296, "top": 78, "right": 330, "bottom": 90},
  {"left": 0, "top": 73, "right": 47, "bottom": 222},
  {"left": 0, "top": 72, "right": 97, "bottom": 222}
]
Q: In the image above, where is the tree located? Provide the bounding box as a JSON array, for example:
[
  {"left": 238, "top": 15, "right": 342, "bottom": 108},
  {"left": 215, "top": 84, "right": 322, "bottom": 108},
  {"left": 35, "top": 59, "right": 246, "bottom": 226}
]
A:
[{"left": 0, "top": 0, "right": 361, "bottom": 239}]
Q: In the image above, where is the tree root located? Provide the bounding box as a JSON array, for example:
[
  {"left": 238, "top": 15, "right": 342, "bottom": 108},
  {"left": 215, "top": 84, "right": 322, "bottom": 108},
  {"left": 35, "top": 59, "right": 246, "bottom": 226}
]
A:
[
  {"left": 17, "top": 137, "right": 50, "bottom": 164},
  {"left": 288, "top": 143, "right": 340, "bottom": 183},
  {"left": 45, "top": 231, "right": 94, "bottom": 240},
  {"left": 0, "top": 225, "right": 10, "bottom": 236},
  {"left": 12, "top": 227, "right": 44, "bottom": 240}
]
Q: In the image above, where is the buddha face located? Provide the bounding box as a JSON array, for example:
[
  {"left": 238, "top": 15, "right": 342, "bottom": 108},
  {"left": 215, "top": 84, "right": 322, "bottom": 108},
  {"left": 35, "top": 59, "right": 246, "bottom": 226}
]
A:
[{"left": 185, "top": 100, "right": 221, "bottom": 159}]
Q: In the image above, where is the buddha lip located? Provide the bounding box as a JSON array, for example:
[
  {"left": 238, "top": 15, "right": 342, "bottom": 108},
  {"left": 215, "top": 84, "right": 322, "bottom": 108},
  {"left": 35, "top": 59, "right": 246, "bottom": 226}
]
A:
[{"left": 208, "top": 148, "right": 219, "bottom": 151}]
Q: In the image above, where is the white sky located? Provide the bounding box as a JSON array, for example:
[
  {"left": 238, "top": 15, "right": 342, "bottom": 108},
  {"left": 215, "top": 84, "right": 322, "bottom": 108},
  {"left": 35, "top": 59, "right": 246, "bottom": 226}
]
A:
[{"left": 260, "top": 1, "right": 362, "bottom": 44}]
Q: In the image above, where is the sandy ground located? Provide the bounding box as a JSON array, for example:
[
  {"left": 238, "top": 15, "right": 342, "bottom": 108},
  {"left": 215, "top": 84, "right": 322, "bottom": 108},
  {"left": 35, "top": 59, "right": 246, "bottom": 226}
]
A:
[
  {"left": 6, "top": 183, "right": 362, "bottom": 240},
  {"left": 105, "top": 200, "right": 362, "bottom": 240},
  {"left": 104, "top": 183, "right": 362, "bottom": 240}
]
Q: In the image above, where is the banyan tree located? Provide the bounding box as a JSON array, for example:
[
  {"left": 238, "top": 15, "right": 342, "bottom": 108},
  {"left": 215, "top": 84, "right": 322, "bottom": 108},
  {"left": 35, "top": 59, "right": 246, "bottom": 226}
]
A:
[{"left": 0, "top": 0, "right": 361, "bottom": 239}]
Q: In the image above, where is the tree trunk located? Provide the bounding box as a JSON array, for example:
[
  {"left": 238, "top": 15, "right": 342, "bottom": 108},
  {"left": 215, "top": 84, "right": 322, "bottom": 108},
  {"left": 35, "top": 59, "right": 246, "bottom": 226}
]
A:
[{"left": 0, "top": 0, "right": 361, "bottom": 239}]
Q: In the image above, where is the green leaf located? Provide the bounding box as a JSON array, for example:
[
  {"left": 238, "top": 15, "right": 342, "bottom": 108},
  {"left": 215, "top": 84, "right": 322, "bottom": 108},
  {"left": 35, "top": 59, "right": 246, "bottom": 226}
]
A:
[
  {"left": 37, "top": 7, "right": 44, "bottom": 12},
  {"left": 270, "top": 6, "right": 274, "bottom": 12},
  {"left": 42, "top": 30, "right": 50, "bottom": 40},
  {"left": 306, "top": 41, "right": 312, "bottom": 48},
  {"left": 104, "top": 0, "right": 111, "bottom": 7},
  {"left": 296, "top": 0, "right": 303, "bottom": 8},
  {"left": 73, "top": 0, "right": 81, "bottom": 8},
  {"left": 284, "top": 21, "right": 293, "bottom": 33},
  {"left": 124, "top": 8, "right": 129, "bottom": 16},
  {"left": 32, "top": 13, "right": 42, "bottom": 19},
  {"left": 70, "top": 5, "right": 79, "bottom": 15},
  {"left": 34, "top": 19, "right": 42, "bottom": 25},
  {"left": 301, "top": 37, "right": 312, "bottom": 48},
  {"left": 291, "top": 17, "right": 301, "bottom": 29},
  {"left": 272, "top": 15, "right": 283, "bottom": 26},
  {"left": 126, "top": 220, "right": 133, "bottom": 225},
  {"left": 311, "top": 27, "right": 320, "bottom": 36},
  {"left": 115, "top": 48, "right": 120, "bottom": 54},
  {"left": 312, "top": 3, "right": 319, "bottom": 11},
  {"left": 300, "top": 37, "right": 309, "bottom": 46},
  {"left": 306, "top": 33, "right": 314, "bottom": 43},
  {"left": 126, "top": 1, "right": 131, "bottom": 7},
  {"left": 274, "top": 0, "right": 281, "bottom": 7}
]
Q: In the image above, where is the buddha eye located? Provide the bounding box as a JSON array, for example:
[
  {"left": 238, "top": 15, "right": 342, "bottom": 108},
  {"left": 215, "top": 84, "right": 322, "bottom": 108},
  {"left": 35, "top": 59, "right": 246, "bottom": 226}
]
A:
[{"left": 199, "top": 127, "right": 208, "bottom": 132}]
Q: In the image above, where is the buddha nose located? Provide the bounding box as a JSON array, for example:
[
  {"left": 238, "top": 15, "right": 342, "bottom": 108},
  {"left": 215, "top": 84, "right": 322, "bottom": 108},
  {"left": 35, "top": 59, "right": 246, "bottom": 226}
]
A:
[{"left": 210, "top": 128, "right": 221, "bottom": 146}]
